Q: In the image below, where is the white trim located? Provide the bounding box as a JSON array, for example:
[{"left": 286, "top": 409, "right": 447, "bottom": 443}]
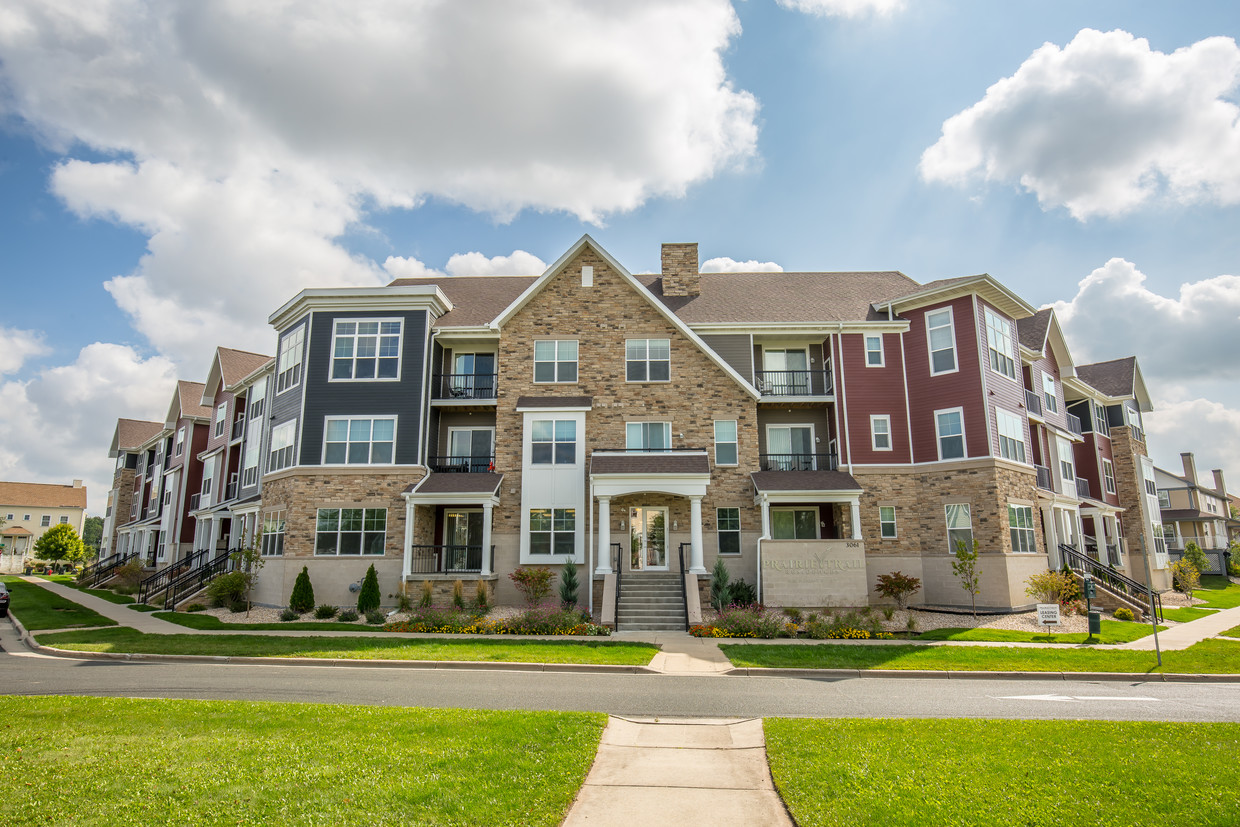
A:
[
  {"left": 934, "top": 407, "right": 966, "bottom": 461},
  {"left": 899, "top": 330, "right": 913, "bottom": 461},
  {"left": 716, "top": 506, "right": 742, "bottom": 555},
  {"left": 1042, "top": 370, "right": 1059, "bottom": 414},
  {"left": 864, "top": 334, "right": 884, "bottom": 368},
  {"left": 326, "top": 317, "right": 405, "bottom": 383},
  {"left": 878, "top": 505, "right": 897, "bottom": 539},
  {"left": 269, "top": 284, "right": 451, "bottom": 330},
  {"left": 275, "top": 323, "right": 307, "bottom": 396},
  {"left": 870, "top": 415, "right": 892, "bottom": 452},
  {"left": 1103, "top": 458, "right": 1117, "bottom": 496},
  {"left": 926, "top": 305, "right": 959, "bottom": 377},
  {"left": 321, "top": 415, "right": 399, "bottom": 466},
  {"left": 532, "top": 338, "right": 579, "bottom": 384},
  {"left": 765, "top": 423, "right": 817, "bottom": 469},
  {"left": 982, "top": 304, "right": 1018, "bottom": 382}
]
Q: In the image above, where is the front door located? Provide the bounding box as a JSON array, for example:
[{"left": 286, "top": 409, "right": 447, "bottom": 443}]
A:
[
  {"left": 630, "top": 507, "right": 667, "bottom": 571},
  {"left": 444, "top": 509, "right": 483, "bottom": 571}
]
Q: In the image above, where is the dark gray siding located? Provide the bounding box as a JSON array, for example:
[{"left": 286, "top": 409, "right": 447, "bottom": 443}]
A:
[
  {"left": 299, "top": 309, "right": 429, "bottom": 465},
  {"left": 237, "top": 374, "right": 272, "bottom": 499},
  {"left": 701, "top": 334, "right": 752, "bottom": 383},
  {"left": 269, "top": 319, "right": 309, "bottom": 461}
]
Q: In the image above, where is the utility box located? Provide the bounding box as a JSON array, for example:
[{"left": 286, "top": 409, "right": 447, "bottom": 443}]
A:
[
  {"left": 1088, "top": 612, "right": 1101, "bottom": 636},
  {"left": 1084, "top": 579, "right": 1097, "bottom": 599}
]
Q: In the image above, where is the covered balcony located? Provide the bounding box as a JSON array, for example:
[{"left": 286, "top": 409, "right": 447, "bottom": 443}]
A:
[{"left": 755, "top": 369, "right": 833, "bottom": 399}]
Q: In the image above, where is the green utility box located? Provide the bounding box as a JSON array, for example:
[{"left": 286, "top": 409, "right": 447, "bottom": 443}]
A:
[{"left": 1088, "top": 612, "right": 1101, "bottom": 636}]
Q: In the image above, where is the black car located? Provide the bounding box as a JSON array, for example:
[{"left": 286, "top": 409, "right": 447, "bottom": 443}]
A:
[{"left": 0, "top": 582, "right": 9, "bottom": 617}]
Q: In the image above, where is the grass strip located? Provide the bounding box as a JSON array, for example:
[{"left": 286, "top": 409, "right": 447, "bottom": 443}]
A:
[
  {"left": 722, "top": 638, "right": 1240, "bottom": 673},
  {"left": 1, "top": 578, "right": 117, "bottom": 630},
  {"left": 128, "top": 604, "right": 160, "bottom": 612},
  {"left": 1222, "top": 624, "right": 1240, "bottom": 639},
  {"left": 1194, "top": 576, "right": 1240, "bottom": 609},
  {"left": 34, "top": 574, "right": 136, "bottom": 604},
  {"left": 915, "top": 619, "right": 1157, "bottom": 645},
  {"left": 36, "top": 627, "right": 659, "bottom": 664},
  {"left": 764, "top": 718, "right": 1240, "bottom": 827},
  {"left": 1160, "top": 607, "right": 1216, "bottom": 623},
  {"left": 0, "top": 696, "right": 603, "bottom": 827},
  {"left": 155, "top": 610, "right": 382, "bottom": 632}
]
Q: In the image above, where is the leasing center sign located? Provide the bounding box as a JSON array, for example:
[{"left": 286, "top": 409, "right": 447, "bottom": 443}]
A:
[{"left": 762, "top": 540, "right": 868, "bottom": 607}]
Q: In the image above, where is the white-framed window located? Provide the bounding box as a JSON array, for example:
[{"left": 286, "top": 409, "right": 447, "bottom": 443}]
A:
[
  {"left": 864, "top": 335, "right": 884, "bottom": 367},
  {"left": 996, "top": 409, "right": 1027, "bottom": 463},
  {"left": 242, "top": 420, "right": 261, "bottom": 487},
  {"left": 323, "top": 416, "right": 396, "bottom": 465},
  {"left": 766, "top": 424, "right": 816, "bottom": 470},
  {"left": 213, "top": 402, "right": 228, "bottom": 438},
  {"left": 935, "top": 408, "right": 965, "bottom": 460},
  {"left": 261, "top": 510, "right": 285, "bottom": 557},
  {"left": 174, "top": 427, "right": 185, "bottom": 457},
  {"left": 23, "top": 514, "right": 30, "bottom": 521},
  {"left": 248, "top": 377, "right": 268, "bottom": 419},
  {"left": 533, "top": 340, "right": 578, "bottom": 383},
  {"left": 717, "top": 507, "right": 741, "bottom": 554},
  {"left": 162, "top": 487, "right": 172, "bottom": 507},
  {"left": 1157, "top": 489, "right": 1171, "bottom": 509},
  {"left": 1103, "top": 459, "right": 1116, "bottom": 495},
  {"left": 269, "top": 420, "right": 297, "bottom": 472},
  {"left": 627, "top": 421, "right": 671, "bottom": 452},
  {"left": 771, "top": 507, "right": 818, "bottom": 540},
  {"left": 945, "top": 503, "right": 973, "bottom": 554},
  {"left": 1056, "top": 435, "right": 1075, "bottom": 489},
  {"left": 200, "top": 456, "right": 216, "bottom": 503},
  {"left": 529, "top": 507, "right": 575, "bottom": 555},
  {"left": 331, "top": 319, "right": 402, "bottom": 380},
  {"left": 40, "top": 515, "right": 50, "bottom": 527},
  {"left": 1008, "top": 504, "right": 1036, "bottom": 552},
  {"left": 531, "top": 420, "right": 576, "bottom": 465},
  {"left": 714, "top": 420, "right": 738, "bottom": 465},
  {"left": 870, "top": 415, "right": 892, "bottom": 451},
  {"left": 59, "top": 515, "right": 69, "bottom": 524},
  {"left": 276, "top": 325, "right": 305, "bottom": 394},
  {"left": 1161, "top": 524, "right": 1177, "bottom": 545},
  {"left": 1093, "top": 402, "right": 1107, "bottom": 433},
  {"left": 984, "top": 308, "right": 1017, "bottom": 380},
  {"left": 879, "top": 506, "right": 897, "bottom": 539},
  {"left": 1042, "top": 371, "right": 1058, "bottom": 413},
  {"left": 625, "top": 338, "right": 670, "bottom": 382},
  {"left": 926, "top": 307, "right": 957, "bottom": 375},
  {"left": 315, "top": 507, "right": 386, "bottom": 555}
]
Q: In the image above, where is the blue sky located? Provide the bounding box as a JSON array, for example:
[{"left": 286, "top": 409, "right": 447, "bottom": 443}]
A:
[{"left": 2, "top": 0, "right": 1239, "bottom": 511}]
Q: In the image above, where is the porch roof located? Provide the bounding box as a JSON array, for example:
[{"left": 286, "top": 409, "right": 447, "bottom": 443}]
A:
[
  {"left": 1, "top": 526, "right": 32, "bottom": 536},
  {"left": 751, "top": 469, "right": 861, "bottom": 493},
  {"left": 590, "top": 452, "right": 710, "bottom": 475},
  {"left": 406, "top": 473, "right": 504, "bottom": 496},
  {"left": 1161, "top": 508, "right": 1228, "bottom": 523}
]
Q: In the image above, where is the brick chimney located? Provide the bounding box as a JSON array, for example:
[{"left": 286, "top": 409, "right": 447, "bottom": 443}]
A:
[
  {"left": 661, "top": 242, "right": 699, "bottom": 297},
  {"left": 1212, "top": 469, "right": 1228, "bottom": 499},
  {"left": 1181, "top": 452, "right": 1198, "bottom": 484}
]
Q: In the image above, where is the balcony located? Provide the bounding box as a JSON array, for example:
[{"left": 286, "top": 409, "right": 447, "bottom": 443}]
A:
[
  {"left": 408, "top": 544, "right": 493, "bottom": 574},
  {"left": 432, "top": 374, "right": 497, "bottom": 402},
  {"left": 755, "top": 370, "right": 833, "bottom": 398},
  {"left": 1024, "top": 389, "right": 1043, "bottom": 417},
  {"left": 1075, "top": 476, "right": 1091, "bottom": 499},
  {"left": 1035, "top": 464, "right": 1053, "bottom": 491},
  {"left": 1129, "top": 424, "right": 1145, "bottom": 443},
  {"left": 231, "top": 417, "right": 245, "bottom": 441},
  {"left": 428, "top": 455, "right": 495, "bottom": 473},
  {"left": 1066, "top": 413, "right": 1083, "bottom": 436},
  {"left": 758, "top": 452, "right": 840, "bottom": 472},
  {"left": 189, "top": 493, "right": 201, "bottom": 511}
]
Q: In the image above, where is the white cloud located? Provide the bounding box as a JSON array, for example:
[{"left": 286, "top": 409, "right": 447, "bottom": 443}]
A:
[
  {"left": 445, "top": 251, "right": 547, "bottom": 277},
  {"left": 383, "top": 256, "right": 443, "bottom": 280},
  {"left": 0, "top": 343, "right": 177, "bottom": 513},
  {"left": 921, "top": 29, "right": 1240, "bottom": 219},
  {"left": 701, "top": 256, "right": 784, "bottom": 273},
  {"left": 0, "top": 327, "right": 49, "bottom": 375},
  {"left": 1053, "top": 258, "right": 1240, "bottom": 382},
  {"left": 776, "top": 0, "right": 905, "bottom": 18},
  {"left": 1146, "top": 398, "right": 1240, "bottom": 484}
]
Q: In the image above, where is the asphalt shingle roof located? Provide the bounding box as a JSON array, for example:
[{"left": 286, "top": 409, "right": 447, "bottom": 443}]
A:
[
  {"left": 1076, "top": 357, "right": 1137, "bottom": 398},
  {"left": 116, "top": 419, "right": 165, "bottom": 451},
  {"left": 1017, "top": 308, "right": 1053, "bottom": 351},
  {"left": 0, "top": 481, "right": 88, "bottom": 509},
  {"left": 386, "top": 275, "right": 537, "bottom": 328},
  {"left": 218, "top": 347, "right": 273, "bottom": 387}
]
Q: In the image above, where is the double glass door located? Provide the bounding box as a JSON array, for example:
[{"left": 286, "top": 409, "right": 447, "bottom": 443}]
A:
[
  {"left": 444, "top": 509, "right": 483, "bottom": 571},
  {"left": 629, "top": 507, "right": 667, "bottom": 571}
]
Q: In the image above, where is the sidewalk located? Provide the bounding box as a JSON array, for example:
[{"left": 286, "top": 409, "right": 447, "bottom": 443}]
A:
[
  {"left": 1120, "top": 604, "right": 1240, "bottom": 650},
  {"left": 18, "top": 576, "right": 189, "bottom": 634}
]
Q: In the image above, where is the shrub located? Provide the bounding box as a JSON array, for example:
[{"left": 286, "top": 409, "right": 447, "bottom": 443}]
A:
[
  {"left": 278, "top": 608, "right": 298, "bottom": 621},
  {"left": 1059, "top": 564, "right": 1081, "bottom": 603},
  {"left": 882, "top": 606, "right": 895, "bottom": 621},
  {"left": 1182, "top": 542, "right": 1210, "bottom": 576},
  {"left": 1229, "top": 560, "right": 1240, "bottom": 578},
  {"left": 712, "top": 604, "right": 786, "bottom": 639},
  {"left": 710, "top": 558, "right": 732, "bottom": 612},
  {"left": 396, "top": 589, "right": 413, "bottom": 613},
  {"left": 452, "top": 579, "right": 465, "bottom": 610},
  {"left": 114, "top": 558, "right": 145, "bottom": 589},
  {"left": 365, "top": 609, "right": 386, "bottom": 625},
  {"left": 783, "top": 608, "right": 802, "bottom": 623},
  {"left": 314, "top": 604, "right": 338, "bottom": 620},
  {"left": 357, "top": 564, "right": 381, "bottom": 614},
  {"left": 207, "top": 571, "right": 248, "bottom": 611},
  {"left": 473, "top": 580, "right": 490, "bottom": 612},
  {"left": 875, "top": 571, "right": 922, "bottom": 610},
  {"left": 184, "top": 603, "right": 206, "bottom": 613},
  {"left": 805, "top": 609, "right": 885, "bottom": 640},
  {"left": 509, "top": 567, "right": 554, "bottom": 607},
  {"left": 288, "top": 566, "right": 315, "bottom": 614},
  {"left": 1113, "top": 607, "right": 1135, "bottom": 621},
  {"left": 730, "top": 578, "right": 758, "bottom": 607},
  {"left": 558, "top": 559, "right": 580, "bottom": 608},
  {"left": 338, "top": 609, "right": 359, "bottom": 622},
  {"left": 1025, "top": 569, "right": 1075, "bottom": 605},
  {"left": 1170, "top": 558, "right": 1201, "bottom": 602},
  {"left": 419, "top": 580, "right": 433, "bottom": 608}
]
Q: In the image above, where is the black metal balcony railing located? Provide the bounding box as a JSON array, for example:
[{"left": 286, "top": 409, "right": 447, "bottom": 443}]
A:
[
  {"left": 225, "top": 481, "right": 238, "bottom": 501},
  {"left": 758, "top": 452, "right": 840, "bottom": 472},
  {"left": 428, "top": 455, "right": 495, "bottom": 473},
  {"left": 189, "top": 493, "right": 201, "bottom": 511},
  {"left": 432, "top": 374, "right": 498, "bottom": 401},
  {"left": 1035, "top": 464, "right": 1053, "bottom": 491},
  {"left": 755, "top": 369, "right": 833, "bottom": 397},
  {"left": 1075, "top": 477, "right": 1091, "bottom": 499},
  {"left": 1024, "top": 389, "right": 1043, "bottom": 417},
  {"left": 1066, "top": 412, "right": 1083, "bottom": 436},
  {"left": 408, "top": 544, "right": 494, "bottom": 574},
  {"left": 231, "top": 417, "right": 245, "bottom": 441}
]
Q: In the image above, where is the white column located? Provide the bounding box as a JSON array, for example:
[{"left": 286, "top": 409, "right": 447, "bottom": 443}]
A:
[
  {"left": 208, "top": 519, "right": 223, "bottom": 559},
  {"left": 1074, "top": 510, "right": 1086, "bottom": 554},
  {"left": 760, "top": 495, "right": 771, "bottom": 538},
  {"left": 1096, "top": 513, "right": 1111, "bottom": 564},
  {"left": 689, "top": 495, "right": 706, "bottom": 573},
  {"left": 1041, "top": 505, "right": 1059, "bottom": 567},
  {"left": 596, "top": 496, "right": 612, "bottom": 574},
  {"left": 402, "top": 498, "right": 415, "bottom": 579},
  {"left": 481, "top": 501, "right": 494, "bottom": 577},
  {"left": 850, "top": 500, "right": 862, "bottom": 541}
]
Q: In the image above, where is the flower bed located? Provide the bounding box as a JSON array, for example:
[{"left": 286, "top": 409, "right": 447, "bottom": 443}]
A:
[
  {"left": 384, "top": 605, "right": 610, "bottom": 636},
  {"left": 691, "top": 605, "right": 894, "bottom": 640}
]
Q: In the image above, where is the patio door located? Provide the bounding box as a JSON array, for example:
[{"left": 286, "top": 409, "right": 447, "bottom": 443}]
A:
[
  {"left": 767, "top": 425, "right": 816, "bottom": 470},
  {"left": 453, "top": 353, "right": 496, "bottom": 398},
  {"left": 447, "top": 428, "right": 494, "bottom": 472},
  {"left": 444, "top": 509, "right": 483, "bottom": 572},
  {"left": 629, "top": 507, "right": 668, "bottom": 571},
  {"left": 762, "top": 349, "right": 809, "bottom": 395}
]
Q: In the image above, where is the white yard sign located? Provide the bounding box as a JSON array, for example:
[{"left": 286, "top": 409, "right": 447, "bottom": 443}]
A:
[{"left": 1036, "top": 603, "right": 1061, "bottom": 627}]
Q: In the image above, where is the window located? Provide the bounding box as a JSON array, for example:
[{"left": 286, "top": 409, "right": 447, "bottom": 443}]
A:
[
  {"left": 935, "top": 409, "right": 965, "bottom": 460},
  {"left": 1103, "top": 459, "right": 1116, "bottom": 496},
  {"left": 261, "top": 510, "right": 285, "bottom": 557},
  {"left": 529, "top": 508, "right": 575, "bottom": 555},
  {"left": 771, "top": 508, "right": 818, "bottom": 540},
  {"left": 879, "top": 506, "right": 897, "bottom": 539},
  {"left": 248, "top": 377, "right": 267, "bottom": 419},
  {"left": 1008, "top": 505, "right": 1036, "bottom": 552},
  {"left": 447, "top": 428, "right": 495, "bottom": 471},
  {"left": 864, "top": 335, "right": 884, "bottom": 367},
  {"left": 1157, "top": 489, "right": 1171, "bottom": 509},
  {"left": 242, "top": 420, "right": 261, "bottom": 487},
  {"left": 627, "top": 422, "right": 671, "bottom": 452},
  {"left": 163, "top": 488, "right": 172, "bottom": 507},
  {"left": 996, "top": 409, "right": 1027, "bottom": 463},
  {"left": 533, "top": 340, "right": 578, "bottom": 383},
  {"left": 331, "top": 319, "right": 402, "bottom": 380},
  {"left": 23, "top": 514, "right": 30, "bottom": 521},
  {"left": 532, "top": 420, "right": 576, "bottom": 464},
  {"left": 276, "top": 326, "right": 305, "bottom": 393},
  {"left": 1145, "top": 478, "right": 1157, "bottom": 497},
  {"left": 714, "top": 420, "right": 738, "bottom": 465},
  {"left": 717, "top": 508, "right": 741, "bottom": 554},
  {"left": 4, "top": 513, "right": 11, "bottom": 520},
  {"left": 269, "top": 420, "right": 297, "bottom": 472},
  {"left": 761, "top": 348, "right": 810, "bottom": 395},
  {"left": 766, "top": 424, "right": 816, "bottom": 470},
  {"left": 59, "top": 515, "right": 69, "bottom": 524},
  {"left": 945, "top": 503, "right": 973, "bottom": 554},
  {"left": 324, "top": 417, "right": 395, "bottom": 464},
  {"left": 1094, "top": 402, "right": 1107, "bottom": 433},
  {"left": 870, "top": 415, "right": 892, "bottom": 451},
  {"left": 316, "top": 508, "right": 386, "bottom": 555},
  {"left": 1161, "top": 524, "right": 1177, "bottom": 545},
  {"left": 626, "top": 338, "right": 670, "bottom": 382},
  {"left": 174, "top": 427, "right": 185, "bottom": 457},
  {"left": 201, "top": 455, "right": 216, "bottom": 501},
  {"left": 1042, "top": 372, "right": 1058, "bottom": 413},
  {"left": 926, "top": 308, "right": 957, "bottom": 375},
  {"left": 1056, "top": 435, "right": 1074, "bottom": 488},
  {"left": 213, "top": 403, "right": 228, "bottom": 438},
  {"left": 41, "top": 515, "right": 51, "bottom": 527},
  {"left": 984, "top": 308, "right": 1017, "bottom": 380}
]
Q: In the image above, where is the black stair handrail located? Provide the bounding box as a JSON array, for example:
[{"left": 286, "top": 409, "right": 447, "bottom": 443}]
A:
[
  {"left": 82, "top": 552, "right": 136, "bottom": 588},
  {"left": 137, "top": 549, "right": 208, "bottom": 604},
  {"left": 163, "top": 553, "right": 231, "bottom": 609},
  {"left": 79, "top": 553, "right": 117, "bottom": 585},
  {"left": 1060, "top": 544, "right": 1162, "bottom": 622},
  {"left": 611, "top": 542, "right": 622, "bottom": 633},
  {"left": 678, "top": 542, "right": 691, "bottom": 632}
]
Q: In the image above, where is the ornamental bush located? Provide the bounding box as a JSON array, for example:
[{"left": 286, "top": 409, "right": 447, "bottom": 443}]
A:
[
  {"left": 452, "top": 579, "right": 465, "bottom": 610},
  {"left": 279, "top": 608, "right": 299, "bottom": 622},
  {"left": 357, "top": 564, "right": 381, "bottom": 613},
  {"left": 875, "top": 571, "right": 922, "bottom": 610},
  {"left": 1182, "top": 542, "right": 1210, "bottom": 576},
  {"left": 711, "top": 604, "right": 785, "bottom": 639},
  {"left": 1024, "top": 569, "right": 1075, "bottom": 605},
  {"left": 473, "top": 579, "right": 490, "bottom": 612},
  {"left": 1113, "top": 607, "right": 1135, "bottom": 621},
  {"left": 709, "top": 558, "right": 732, "bottom": 612},
  {"left": 558, "top": 559, "right": 580, "bottom": 608},
  {"left": 207, "top": 571, "right": 247, "bottom": 611},
  {"left": 338, "top": 609, "right": 359, "bottom": 622},
  {"left": 509, "top": 567, "right": 554, "bottom": 607},
  {"left": 730, "top": 578, "right": 758, "bottom": 607},
  {"left": 288, "top": 566, "right": 315, "bottom": 614},
  {"left": 1170, "top": 558, "right": 1201, "bottom": 602},
  {"left": 314, "top": 604, "right": 338, "bottom": 620}
]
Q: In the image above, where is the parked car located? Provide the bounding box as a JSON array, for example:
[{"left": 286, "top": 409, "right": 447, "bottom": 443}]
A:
[{"left": 0, "top": 582, "right": 9, "bottom": 617}]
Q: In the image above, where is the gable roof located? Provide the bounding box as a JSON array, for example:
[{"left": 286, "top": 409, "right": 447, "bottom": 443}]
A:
[
  {"left": 201, "top": 346, "right": 274, "bottom": 402},
  {"left": 110, "top": 418, "right": 165, "bottom": 457},
  {"left": 1075, "top": 356, "right": 1152, "bottom": 411},
  {"left": 881, "top": 273, "right": 1036, "bottom": 319},
  {"left": 0, "top": 480, "right": 88, "bottom": 510},
  {"left": 167, "top": 380, "right": 211, "bottom": 426},
  {"left": 386, "top": 275, "right": 537, "bottom": 329},
  {"left": 1017, "top": 308, "right": 1053, "bottom": 351}
]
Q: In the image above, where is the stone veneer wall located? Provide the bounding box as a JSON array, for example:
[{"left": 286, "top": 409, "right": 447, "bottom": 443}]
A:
[
  {"left": 1107, "top": 426, "right": 1169, "bottom": 589},
  {"left": 108, "top": 468, "right": 137, "bottom": 554}
]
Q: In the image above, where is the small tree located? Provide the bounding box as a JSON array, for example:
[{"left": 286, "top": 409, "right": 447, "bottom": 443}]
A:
[
  {"left": 33, "top": 524, "right": 86, "bottom": 566},
  {"left": 509, "top": 567, "right": 554, "bottom": 607},
  {"left": 230, "top": 531, "right": 266, "bottom": 616},
  {"left": 875, "top": 571, "right": 922, "bottom": 611},
  {"left": 1170, "top": 558, "right": 1201, "bottom": 603},
  {"left": 558, "top": 559, "right": 580, "bottom": 608},
  {"left": 1024, "top": 569, "right": 1075, "bottom": 605},
  {"left": 288, "top": 566, "right": 315, "bottom": 614},
  {"left": 952, "top": 539, "right": 982, "bottom": 618},
  {"left": 419, "top": 579, "right": 434, "bottom": 608},
  {"left": 1182, "top": 542, "right": 1210, "bottom": 576},
  {"left": 473, "top": 579, "right": 490, "bottom": 612},
  {"left": 710, "top": 557, "right": 732, "bottom": 612},
  {"left": 357, "top": 564, "right": 381, "bottom": 614}
]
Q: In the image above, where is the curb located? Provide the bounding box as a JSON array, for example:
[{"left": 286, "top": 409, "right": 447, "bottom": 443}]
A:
[{"left": 727, "top": 666, "right": 1240, "bottom": 683}]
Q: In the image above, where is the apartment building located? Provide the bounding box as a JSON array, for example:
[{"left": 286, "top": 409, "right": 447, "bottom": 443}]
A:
[
  {"left": 0, "top": 480, "right": 88, "bottom": 567},
  {"left": 102, "top": 418, "right": 164, "bottom": 557},
  {"left": 1155, "top": 452, "right": 1236, "bottom": 564}
]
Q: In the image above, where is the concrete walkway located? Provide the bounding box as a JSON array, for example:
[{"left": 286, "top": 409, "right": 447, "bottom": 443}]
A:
[
  {"left": 1120, "top": 604, "right": 1240, "bottom": 650},
  {"left": 617, "top": 631, "right": 733, "bottom": 675},
  {"left": 18, "top": 576, "right": 189, "bottom": 634},
  {"left": 562, "top": 717, "right": 792, "bottom": 826}
]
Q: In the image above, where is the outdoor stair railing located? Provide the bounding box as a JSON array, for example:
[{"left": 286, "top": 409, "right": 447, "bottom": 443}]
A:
[
  {"left": 162, "top": 552, "right": 232, "bottom": 609},
  {"left": 678, "top": 543, "right": 691, "bottom": 632},
  {"left": 1060, "top": 544, "right": 1162, "bottom": 622},
  {"left": 81, "top": 552, "right": 136, "bottom": 588},
  {"left": 78, "top": 553, "right": 117, "bottom": 586},
  {"left": 611, "top": 542, "right": 622, "bottom": 633},
  {"left": 137, "top": 549, "right": 208, "bottom": 605}
]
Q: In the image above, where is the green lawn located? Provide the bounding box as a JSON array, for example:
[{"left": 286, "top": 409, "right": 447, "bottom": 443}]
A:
[
  {"left": 36, "top": 627, "right": 659, "bottom": 664},
  {"left": 1194, "top": 576, "right": 1240, "bottom": 609},
  {"left": 1, "top": 577, "right": 117, "bottom": 630},
  {"left": 916, "top": 619, "right": 1157, "bottom": 645},
  {"left": 128, "top": 603, "right": 160, "bottom": 612},
  {"left": 155, "top": 610, "right": 382, "bottom": 632},
  {"left": 722, "top": 638, "right": 1240, "bottom": 673},
  {"left": 35, "top": 573, "right": 135, "bottom": 603},
  {"left": 1222, "top": 624, "right": 1240, "bottom": 639},
  {"left": 765, "top": 718, "right": 1240, "bottom": 827},
  {"left": 1160, "top": 606, "right": 1216, "bottom": 623},
  {"left": 0, "top": 696, "right": 603, "bottom": 827}
]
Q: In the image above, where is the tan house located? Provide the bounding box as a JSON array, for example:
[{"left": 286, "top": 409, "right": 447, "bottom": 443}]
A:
[{"left": 0, "top": 480, "right": 88, "bottom": 568}]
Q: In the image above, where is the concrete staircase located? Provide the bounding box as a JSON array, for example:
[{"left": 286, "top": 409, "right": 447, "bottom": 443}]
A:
[{"left": 617, "top": 572, "right": 687, "bottom": 631}]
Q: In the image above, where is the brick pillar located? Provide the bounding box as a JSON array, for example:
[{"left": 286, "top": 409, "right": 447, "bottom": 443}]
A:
[{"left": 661, "top": 242, "right": 699, "bottom": 296}]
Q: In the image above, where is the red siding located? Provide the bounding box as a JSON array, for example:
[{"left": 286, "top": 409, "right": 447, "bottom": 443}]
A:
[
  {"left": 1074, "top": 430, "right": 1120, "bottom": 507},
  {"left": 1026, "top": 342, "right": 1070, "bottom": 434},
  {"left": 976, "top": 299, "right": 1029, "bottom": 462},
  {"left": 838, "top": 331, "right": 911, "bottom": 464}
]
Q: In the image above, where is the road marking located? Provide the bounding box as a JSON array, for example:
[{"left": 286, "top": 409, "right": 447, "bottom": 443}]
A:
[{"left": 997, "top": 694, "right": 1161, "bottom": 703}]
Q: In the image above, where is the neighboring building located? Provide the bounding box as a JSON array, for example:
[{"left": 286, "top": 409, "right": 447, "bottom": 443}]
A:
[
  {"left": 1155, "top": 453, "right": 1237, "bottom": 562},
  {"left": 102, "top": 418, "right": 165, "bottom": 557},
  {"left": 0, "top": 480, "right": 88, "bottom": 566}
]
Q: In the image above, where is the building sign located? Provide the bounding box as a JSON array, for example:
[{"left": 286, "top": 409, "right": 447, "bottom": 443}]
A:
[
  {"left": 761, "top": 540, "right": 867, "bottom": 608},
  {"left": 1037, "top": 603, "right": 1061, "bottom": 627}
]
